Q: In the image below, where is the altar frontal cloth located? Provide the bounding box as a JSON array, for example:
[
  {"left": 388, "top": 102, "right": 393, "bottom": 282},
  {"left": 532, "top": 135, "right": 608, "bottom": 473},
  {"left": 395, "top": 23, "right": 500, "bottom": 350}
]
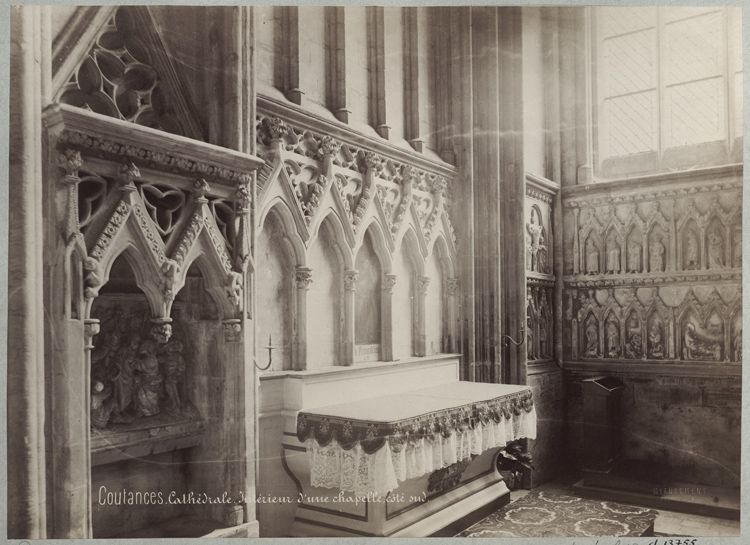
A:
[{"left": 296, "top": 382, "right": 537, "bottom": 496}]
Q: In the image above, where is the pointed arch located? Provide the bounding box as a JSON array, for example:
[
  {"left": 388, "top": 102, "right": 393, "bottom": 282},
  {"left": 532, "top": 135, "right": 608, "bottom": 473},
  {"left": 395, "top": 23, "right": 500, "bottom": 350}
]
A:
[
  {"left": 429, "top": 233, "right": 456, "bottom": 280},
  {"left": 396, "top": 226, "right": 426, "bottom": 277},
  {"left": 355, "top": 217, "right": 393, "bottom": 274},
  {"left": 257, "top": 208, "right": 297, "bottom": 372},
  {"left": 258, "top": 199, "right": 307, "bottom": 268},
  {"left": 308, "top": 206, "right": 355, "bottom": 265},
  {"left": 175, "top": 230, "right": 237, "bottom": 318}
]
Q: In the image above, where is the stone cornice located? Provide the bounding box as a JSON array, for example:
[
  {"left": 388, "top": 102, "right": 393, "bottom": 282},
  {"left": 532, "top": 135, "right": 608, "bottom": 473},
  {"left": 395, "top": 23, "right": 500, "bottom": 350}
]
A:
[
  {"left": 44, "top": 104, "right": 264, "bottom": 186},
  {"left": 257, "top": 94, "right": 457, "bottom": 182},
  {"left": 562, "top": 164, "right": 742, "bottom": 208},
  {"left": 564, "top": 360, "right": 742, "bottom": 378},
  {"left": 525, "top": 172, "right": 560, "bottom": 202},
  {"left": 527, "top": 273, "right": 555, "bottom": 288},
  {"left": 564, "top": 269, "right": 741, "bottom": 288}
]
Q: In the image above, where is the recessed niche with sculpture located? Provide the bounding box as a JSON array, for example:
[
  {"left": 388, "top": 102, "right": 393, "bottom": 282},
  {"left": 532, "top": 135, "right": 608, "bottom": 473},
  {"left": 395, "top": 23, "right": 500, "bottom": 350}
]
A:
[{"left": 90, "top": 298, "right": 198, "bottom": 432}]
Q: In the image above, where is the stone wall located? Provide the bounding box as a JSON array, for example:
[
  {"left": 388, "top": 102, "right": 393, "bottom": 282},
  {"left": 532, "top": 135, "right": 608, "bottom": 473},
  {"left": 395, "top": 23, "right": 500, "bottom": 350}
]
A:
[
  {"left": 528, "top": 369, "right": 567, "bottom": 485},
  {"left": 561, "top": 166, "right": 742, "bottom": 487},
  {"left": 565, "top": 370, "right": 741, "bottom": 487}
]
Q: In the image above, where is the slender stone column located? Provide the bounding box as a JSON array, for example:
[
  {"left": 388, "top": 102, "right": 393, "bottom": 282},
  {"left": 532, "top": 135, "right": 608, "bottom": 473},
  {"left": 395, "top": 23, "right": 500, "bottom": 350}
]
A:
[
  {"left": 447, "top": 279, "right": 458, "bottom": 353},
  {"left": 343, "top": 270, "right": 358, "bottom": 365},
  {"left": 294, "top": 267, "right": 313, "bottom": 370},
  {"left": 416, "top": 276, "right": 430, "bottom": 357},
  {"left": 382, "top": 273, "right": 397, "bottom": 360},
  {"left": 8, "top": 5, "right": 47, "bottom": 538}
]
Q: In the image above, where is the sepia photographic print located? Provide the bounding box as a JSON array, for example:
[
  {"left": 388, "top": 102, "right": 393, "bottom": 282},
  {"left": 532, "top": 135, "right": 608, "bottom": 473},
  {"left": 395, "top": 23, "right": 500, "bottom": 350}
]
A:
[{"left": 5, "top": 3, "right": 744, "bottom": 542}]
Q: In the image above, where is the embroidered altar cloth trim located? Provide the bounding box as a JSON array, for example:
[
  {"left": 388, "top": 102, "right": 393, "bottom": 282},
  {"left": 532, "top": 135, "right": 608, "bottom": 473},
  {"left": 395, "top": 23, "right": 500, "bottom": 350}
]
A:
[{"left": 297, "top": 382, "right": 537, "bottom": 496}]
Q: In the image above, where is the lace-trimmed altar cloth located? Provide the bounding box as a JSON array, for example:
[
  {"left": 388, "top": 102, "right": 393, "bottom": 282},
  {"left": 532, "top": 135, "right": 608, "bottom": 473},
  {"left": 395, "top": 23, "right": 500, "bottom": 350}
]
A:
[{"left": 296, "top": 382, "right": 537, "bottom": 497}]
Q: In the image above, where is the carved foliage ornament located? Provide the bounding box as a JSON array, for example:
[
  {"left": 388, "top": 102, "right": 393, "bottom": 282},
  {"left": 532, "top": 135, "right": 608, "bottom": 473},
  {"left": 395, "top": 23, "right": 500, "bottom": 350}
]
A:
[
  {"left": 344, "top": 270, "right": 359, "bottom": 291},
  {"left": 295, "top": 267, "right": 313, "bottom": 289},
  {"left": 56, "top": 129, "right": 253, "bottom": 185}
]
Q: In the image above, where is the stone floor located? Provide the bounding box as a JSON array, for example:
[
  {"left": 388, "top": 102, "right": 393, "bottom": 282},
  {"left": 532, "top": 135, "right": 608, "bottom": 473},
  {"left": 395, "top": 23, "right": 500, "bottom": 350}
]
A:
[{"left": 493, "top": 478, "right": 741, "bottom": 538}]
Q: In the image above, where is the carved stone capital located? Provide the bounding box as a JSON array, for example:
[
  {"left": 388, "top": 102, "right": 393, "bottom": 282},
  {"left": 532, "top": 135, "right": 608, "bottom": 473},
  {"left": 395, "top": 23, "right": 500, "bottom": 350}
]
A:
[
  {"left": 318, "top": 135, "right": 341, "bottom": 158},
  {"left": 382, "top": 274, "right": 397, "bottom": 293},
  {"left": 447, "top": 278, "right": 458, "bottom": 296},
  {"left": 117, "top": 161, "right": 141, "bottom": 191},
  {"left": 418, "top": 276, "right": 430, "bottom": 295},
  {"left": 402, "top": 165, "right": 419, "bottom": 184},
  {"left": 433, "top": 176, "right": 448, "bottom": 195},
  {"left": 83, "top": 318, "right": 100, "bottom": 350},
  {"left": 344, "top": 270, "right": 359, "bottom": 291},
  {"left": 150, "top": 319, "right": 173, "bottom": 344},
  {"left": 235, "top": 182, "right": 252, "bottom": 211},
  {"left": 57, "top": 149, "right": 84, "bottom": 178},
  {"left": 193, "top": 178, "right": 210, "bottom": 201},
  {"left": 296, "top": 267, "right": 313, "bottom": 289},
  {"left": 363, "top": 151, "right": 381, "bottom": 171},
  {"left": 223, "top": 319, "right": 242, "bottom": 343},
  {"left": 266, "top": 117, "right": 289, "bottom": 140}
]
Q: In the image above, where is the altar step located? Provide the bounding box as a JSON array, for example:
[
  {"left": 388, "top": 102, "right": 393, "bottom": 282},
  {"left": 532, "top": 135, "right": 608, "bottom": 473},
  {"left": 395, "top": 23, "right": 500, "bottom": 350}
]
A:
[{"left": 572, "top": 480, "right": 740, "bottom": 521}]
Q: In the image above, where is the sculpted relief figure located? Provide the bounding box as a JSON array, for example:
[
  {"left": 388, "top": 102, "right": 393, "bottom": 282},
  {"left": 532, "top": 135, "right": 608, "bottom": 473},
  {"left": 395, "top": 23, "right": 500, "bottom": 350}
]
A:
[
  {"left": 684, "top": 322, "right": 721, "bottom": 361},
  {"left": 685, "top": 231, "right": 699, "bottom": 269},
  {"left": 606, "top": 321, "right": 620, "bottom": 357},
  {"left": 89, "top": 307, "right": 189, "bottom": 429},
  {"left": 648, "top": 321, "right": 665, "bottom": 359},
  {"left": 526, "top": 210, "right": 545, "bottom": 272},
  {"left": 538, "top": 248, "right": 548, "bottom": 275},
  {"left": 628, "top": 241, "right": 641, "bottom": 273},
  {"left": 584, "top": 318, "right": 599, "bottom": 357},
  {"left": 91, "top": 380, "right": 116, "bottom": 429},
  {"left": 585, "top": 239, "right": 599, "bottom": 275},
  {"left": 624, "top": 316, "right": 642, "bottom": 359},
  {"left": 162, "top": 341, "right": 186, "bottom": 414},
  {"left": 539, "top": 319, "right": 548, "bottom": 358},
  {"left": 110, "top": 334, "right": 140, "bottom": 424},
  {"left": 650, "top": 234, "right": 665, "bottom": 272},
  {"left": 525, "top": 235, "right": 532, "bottom": 270},
  {"left": 607, "top": 240, "right": 621, "bottom": 274},
  {"left": 708, "top": 228, "right": 725, "bottom": 269},
  {"left": 133, "top": 332, "right": 164, "bottom": 417}
]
